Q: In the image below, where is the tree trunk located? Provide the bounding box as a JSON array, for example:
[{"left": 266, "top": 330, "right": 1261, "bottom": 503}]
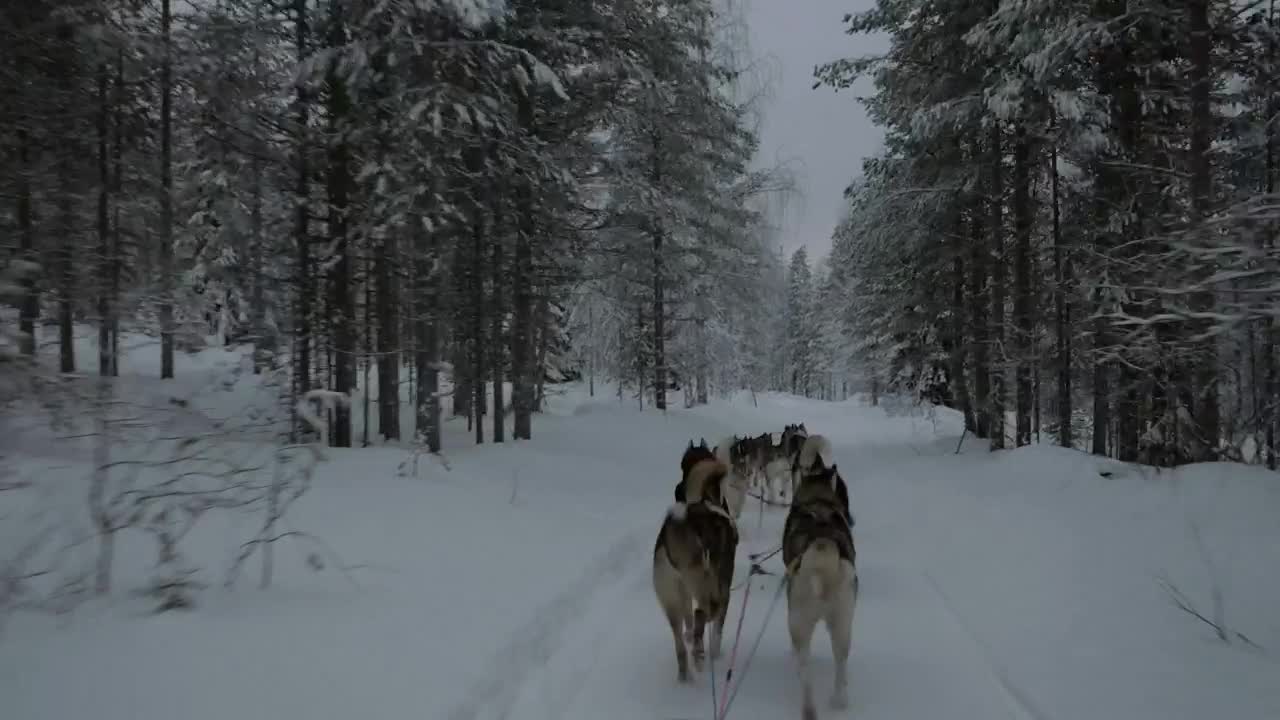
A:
[
  {"left": 969, "top": 175, "right": 991, "bottom": 438},
  {"left": 159, "top": 0, "right": 175, "bottom": 380},
  {"left": 110, "top": 48, "right": 123, "bottom": 376},
  {"left": 375, "top": 229, "right": 400, "bottom": 440},
  {"left": 534, "top": 292, "right": 551, "bottom": 411},
  {"left": 414, "top": 224, "right": 441, "bottom": 452},
  {"left": 1188, "top": 0, "right": 1219, "bottom": 459},
  {"left": 511, "top": 89, "right": 535, "bottom": 440},
  {"left": 1012, "top": 122, "right": 1033, "bottom": 447},
  {"left": 16, "top": 28, "right": 37, "bottom": 357},
  {"left": 651, "top": 134, "right": 667, "bottom": 412},
  {"left": 949, "top": 202, "right": 976, "bottom": 432},
  {"left": 492, "top": 216, "right": 505, "bottom": 443},
  {"left": 1091, "top": 284, "right": 1110, "bottom": 455},
  {"left": 249, "top": 4, "right": 267, "bottom": 376},
  {"left": 1267, "top": 0, "right": 1278, "bottom": 469},
  {"left": 56, "top": 22, "right": 76, "bottom": 375},
  {"left": 988, "top": 120, "right": 1006, "bottom": 450},
  {"left": 292, "top": 0, "right": 312, "bottom": 440},
  {"left": 362, "top": 260, "right": 372, "bottom": 447},
  {"left": 1051, "top": 115, "right": 1072, "bottom": 447},
  {"left": 325, "top": 3, "right": 354, "bottom": 448},
  {"left": 97, "top": 61, "right": 112, "bottom": 376},
  {"left": 471, "top": 153, "right": 486, "bottom": 445}
]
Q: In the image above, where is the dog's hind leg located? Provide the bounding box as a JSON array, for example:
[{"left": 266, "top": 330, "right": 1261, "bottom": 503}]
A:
[
  {"left": 788, "top": 600, "right": 820, "bottom": 720},
  {"left": 825, "top": 603, "right": 852, "bottom": 710},
  {"left": 824, "top": 567, "right": 856, "bottom": 709},
  {"left": 662, "top": 602, "right": 692, "bottom": 684},
  {"left": 654, "top": 554, "right": 693, "bottom": 683},
  {"left": 708, "top": 575, "right": 731, "bottom": 660},
  {"left": 690, "top": 606, "right": 708, "bottom": 673}
]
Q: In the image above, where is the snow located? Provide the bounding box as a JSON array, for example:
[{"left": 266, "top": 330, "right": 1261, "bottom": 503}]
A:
[{"left": 3, "top": 338, "right": 1280, "bottom": 720}]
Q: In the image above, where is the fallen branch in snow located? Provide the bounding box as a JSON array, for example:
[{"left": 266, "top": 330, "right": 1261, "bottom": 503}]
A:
[
  {"left": 1156, "top": 518, "right": 1262, "bottom": 652},
  {"left": 1155, "top": 575, "right": 1262, "bottom": 650}
]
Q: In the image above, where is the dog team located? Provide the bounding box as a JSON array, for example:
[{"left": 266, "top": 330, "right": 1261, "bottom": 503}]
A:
[{"left": 653, "top": 423, "right": 858, "bottom": 720}]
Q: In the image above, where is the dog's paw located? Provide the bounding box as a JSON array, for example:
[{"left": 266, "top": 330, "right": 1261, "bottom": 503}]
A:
[
  {"left": 829, "top": 687, "right": 849, "bottom": 710},
  {"left": 677, "top": 668, "right": 692, "bottom": 684},
  {"left": 801, "top": 702, "right": 818, "bottom": 720}
]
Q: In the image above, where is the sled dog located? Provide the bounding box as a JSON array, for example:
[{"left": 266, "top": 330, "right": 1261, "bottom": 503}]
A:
[
  {"left": 713, "top": 435, "right": 751, "bottom": 519},
  {"left": 653, "top": 453, "right": 739, "bottom": 683},
  {"left": 675, "top": 439, "right": 714, "bottom": 504},
  {"left": 790, "top": 434, "right": 853, "bottom": 526},
  {"left": 782, "top": 455, "right": 858, "bottom": 719}
]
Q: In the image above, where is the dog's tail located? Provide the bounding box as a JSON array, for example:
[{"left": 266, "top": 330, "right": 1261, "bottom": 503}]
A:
[{"left": 800, "top": 537, "right": 843, "bottom": 600}]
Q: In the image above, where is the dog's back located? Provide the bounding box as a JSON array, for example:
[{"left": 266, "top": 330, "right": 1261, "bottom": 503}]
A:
[
  {"left": 783, "top": 476, "right": 855, "bottom": 579},
  {"left": 782, "top": 459, "right": 858, "bottom": 717}
]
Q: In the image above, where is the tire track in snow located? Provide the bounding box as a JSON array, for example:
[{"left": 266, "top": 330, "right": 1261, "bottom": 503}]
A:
[
  {"left": 444, "top": 524, "right": 650, "bottom": 720},
  {"left": 922, "top": 571, "right": 1053, "bottom": 720}
]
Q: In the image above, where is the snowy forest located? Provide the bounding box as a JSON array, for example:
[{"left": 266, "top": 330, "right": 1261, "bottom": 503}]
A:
[
  {"left": 0, "top": 0, "right": 807, "bottom": 453},
  {"left": 5, "top": 0, "right": 1280, "bottom": 467},
  {"left": 3, "top": 2, "right": 1279, "bottom": 717},
  {"left": 815, "top": 0, "right": 1280, "bottom": 467}
]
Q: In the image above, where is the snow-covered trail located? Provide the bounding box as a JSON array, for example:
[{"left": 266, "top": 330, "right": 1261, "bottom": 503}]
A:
[
  {"left": 5, "top": 384, "right": 1276, "bottom": 720},
  {"left": 484, "top": 396, "right": 1280, "bottom": 720},
  {"left": 495, "top": 414, "right": 1040, "bottom": 720}
]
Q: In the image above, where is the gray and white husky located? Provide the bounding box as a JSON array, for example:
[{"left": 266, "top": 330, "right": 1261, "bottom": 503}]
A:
[{"left": 782, "top": 455, "right": 858, "bottom": 720}]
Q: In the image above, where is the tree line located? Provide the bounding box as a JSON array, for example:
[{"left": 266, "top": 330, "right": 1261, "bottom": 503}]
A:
[
  {"left": 815, "top": 0, "right": 1280, "bottom": 466},
  {"left": 0, "top": 0, "right": 796, "bottom": 450}
]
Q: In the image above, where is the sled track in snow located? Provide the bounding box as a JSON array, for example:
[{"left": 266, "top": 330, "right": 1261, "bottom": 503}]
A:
[
  {"left": 444, "top": 525, "right": 650, "bottom": 720},
  {"left": 922, "top": 571, "right": 1053, "bottom": 720}
]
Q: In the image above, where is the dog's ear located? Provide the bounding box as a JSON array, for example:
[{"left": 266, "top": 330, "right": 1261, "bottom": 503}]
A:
[
  {"left": 699, "top": 438, "right": 708, "bottom": 449},
  {"left": 688, "top": 440, "right": 694, "bottom": 449},
  {"left": 809, "top": 454, "right": 825, "bottom": 473},
  {"left": 799, "top": 423, "right": 807, "bottom": 432}
]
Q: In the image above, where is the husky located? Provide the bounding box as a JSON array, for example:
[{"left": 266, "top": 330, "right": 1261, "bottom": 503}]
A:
[
  {"left": 782, "top": 455, "right": 858, "bottom": 719},
  {"left": 675, "top": 439, "right": 714, "bottom": 504},
  {"left": 752, "top": 430, "right": 793, "bottom": 501},
  {"left": 790, "top": 434, "right": 853, "bottom": 526},
  {"left": 653, "top": 455, "right": 740, "bottom": 683},
  {"left": 713, "top": 435, "right": 752, "bottom": 519}
]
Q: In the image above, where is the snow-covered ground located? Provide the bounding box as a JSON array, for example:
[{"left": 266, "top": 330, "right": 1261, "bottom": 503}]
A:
[{"left": 2, "top": 336, "right": 1279, "bottom": 720}]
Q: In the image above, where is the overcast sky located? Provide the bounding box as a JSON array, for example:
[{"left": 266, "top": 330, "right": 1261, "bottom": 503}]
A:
[{"left": 742, "top": 0, "right": 887, "bottom": 262}]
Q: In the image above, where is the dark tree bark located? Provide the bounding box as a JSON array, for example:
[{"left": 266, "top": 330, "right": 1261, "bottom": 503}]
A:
[
  {"left": 159, "top": 0, "right": 175, "bottom": 379},
  {"left": 492, "top": 204, "right": 506, "bottom": 443},
  {"left": 97, "top": 60, "right": 112, "bottom": 377},
  {"left": 988, "top": 120, "right": 1006, "bottom": 450},
  {"left": 471, "top": 147, "right": 487, "bottom": 445},
  {"left": 325, "top": 1, "right": 354, "bottom": 448},
  {"left": 1050, "top": 114, "right": 1072, "bottom": 448},
  {"left": 949, "top": 197, "right": 976, "bottom": 433},
  {"left": 15, "top": 18, "right": 37, "bottom": 357},
  {"left": 110, "top": 47, "right": 123, "bottom": 376},
  {"left": 1188, "top": 0, "right": 1220, "bottom": 459},
  {"left": 1267, "top": 0, "right": 1278, "bottom": 470},
  {"left": 1012, "top": 122, "right": 1033, "bottom": 447},
  {"left": 968, "top": 188, "right": 991, "bottom": 439},
  {"left": 511, "top": 88, "right": 535, "bottom": 440},
  {"left": 249, "top": 3, "right": 267, "bottom": 377},
  {"left": 291, "top": 0, "right": 313, "bottom": 440},
  {"left": 56, "top": 21, "right": 76, "bottom": 374}
]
